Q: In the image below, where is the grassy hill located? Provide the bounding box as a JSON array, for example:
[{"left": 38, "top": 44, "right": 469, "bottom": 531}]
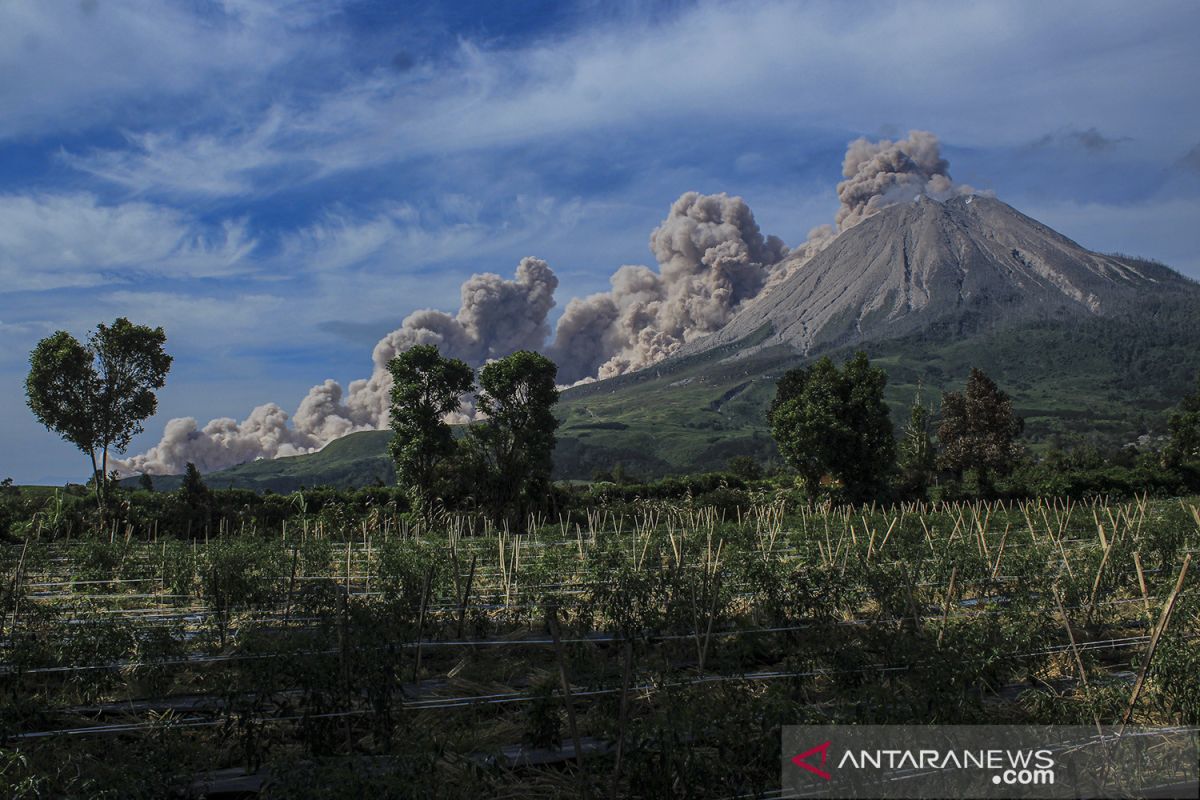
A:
[
  {"left": 125, "top": 429, "right": 395, "bottom": 493},
  {"left": 551, "top": 294, "right": 1200, "bottom": 479},
  {"left": 126, "top": 295, "right": 1200, "bottom": 490}
]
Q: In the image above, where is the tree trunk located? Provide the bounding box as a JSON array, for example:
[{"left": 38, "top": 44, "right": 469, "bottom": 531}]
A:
[
  {"left": 88, "top": 450, "right": 104, "bottom": 514},
  {"left": 100, "top": 444, "right": 110, "bottom": 512}
]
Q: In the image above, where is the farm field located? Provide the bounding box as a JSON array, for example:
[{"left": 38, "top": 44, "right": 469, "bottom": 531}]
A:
[{"left": 2, "top": 495, "right": 1198, "bottom": 798}]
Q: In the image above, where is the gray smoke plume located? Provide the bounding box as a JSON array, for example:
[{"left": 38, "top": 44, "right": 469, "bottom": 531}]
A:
[
  {"left": 550, "top": 191, "right": 788, "bottom": 382},
  {"left": 121, "top": 404, "right": 318, "bottom": 474},
  {"left": 548, "top": 132, "right": 973, "bottom": 383},
  {"left": 120, "top": 258, "right": 557, "bottom": 474},
  {"left": 835, "top": 130, "right": 969, "bottom": 230},
  {"left": 121, "top": 132, "right": 977, "bottom": 474}
]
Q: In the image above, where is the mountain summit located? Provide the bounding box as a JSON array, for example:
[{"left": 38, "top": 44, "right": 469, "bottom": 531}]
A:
[{"left": 679, "top": 194, "right": 1195, "bottom": 359}]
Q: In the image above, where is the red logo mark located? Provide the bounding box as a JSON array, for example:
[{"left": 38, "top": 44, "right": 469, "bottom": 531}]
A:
[{"left": 791, "top": 741, "right": 832, "bottom": 781}]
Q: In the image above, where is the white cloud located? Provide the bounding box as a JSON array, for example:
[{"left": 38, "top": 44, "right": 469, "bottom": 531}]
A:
[
  {"left": 98, "top": 290, "right": 287, "bottom": 341},
  {"left": 62, "top": 109, "right": 297, "bottom": 197},
  {"left": 55, "top": 1, "right": 1200, "bottom": 199},
  {"left": 0, "top": 1, "right": 342, "bottom": 140},
  {"left": 0, "top": 192, "right": 257, "bottom": 290}
]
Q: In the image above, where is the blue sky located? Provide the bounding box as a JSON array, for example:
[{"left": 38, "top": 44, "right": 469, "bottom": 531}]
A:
[{"left": 3, "top": 0, "right": 1200, "bottom": 483}]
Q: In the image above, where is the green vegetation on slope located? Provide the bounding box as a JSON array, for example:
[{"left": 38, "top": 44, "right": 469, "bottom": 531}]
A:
[
  {"left": 122, "top": 297, "right": 1200, "bottom": 489},
  {"left": 124, "top": 430, "right": 395, "bottom": 493}
]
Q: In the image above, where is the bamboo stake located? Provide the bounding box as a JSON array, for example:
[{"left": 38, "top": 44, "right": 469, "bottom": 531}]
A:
[
  {"left": 1053, "top": 589, "right": 1103, "bottom": 736},
  {"left": 5, "top": 536, "right": 30, "bottom": 641},
  {"left": 1132, "top": 552, "right": 1152, "bottom": 626},
  {"left": 412, "top": 565, "right": 434, "bottom": 683},
  {"left": 283, "top": 546, "right": 299, "bottom": 625},
  {"left": 937, "top": 567, "right": 957, "bottom": 647},
  {"left": 1120, "top": 554, "right": 1191, "bottom": 731},
  {"left": 339, "top": 585, "right": 353, "bottom": 753},
  {"left": 611, "top": 638, "right": 632, "bottom": 800},
  {"left": 990, "top": 523, "right": 1011, "bottom": 580},
  {"left": 546, "top": 604, "right": 589, "bottom": 798},
  {"left": 457, "top": 554, "right": 476, "bottom": 639},
  {"left": 1085, "top": 535, "right": 1116, "bottom": 626}
]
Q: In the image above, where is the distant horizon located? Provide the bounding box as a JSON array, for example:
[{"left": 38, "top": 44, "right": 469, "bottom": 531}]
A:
[{"left": 4, "top": 0, "right": 1200, "bottom": 483}]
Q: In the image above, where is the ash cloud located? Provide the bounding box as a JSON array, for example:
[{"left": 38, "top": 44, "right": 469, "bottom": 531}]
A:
[
  {"left": 549, "top": 191, "right": 789, "bottom": 382},
  {"left": 549, "top": 130, "right": 973, "bottom": 381},
  {"left": 121, "top": 130, "right": 979, "bottom": 474},
  {"left": 835, "top": 129, "right": 971, "bottom": 229},
  {"left": 120, "top": 258, "right": 557, "bottom": 474}
]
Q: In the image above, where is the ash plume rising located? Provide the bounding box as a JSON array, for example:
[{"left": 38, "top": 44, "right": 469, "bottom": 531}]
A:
[
  {"left": 835, "top": 129, "right": 973, "bottom": 229},
  {"left": 120, "top": 130, "right": 976, "bottom": 475},
  {"left": 120, "top": 258, "right": 558, "bottom": 474},
  {"left": 549, "top": 191, "right": 789, "bottom": 383},
  {"left": 547, "top": 130, "right": 976, "bottom": 381}
]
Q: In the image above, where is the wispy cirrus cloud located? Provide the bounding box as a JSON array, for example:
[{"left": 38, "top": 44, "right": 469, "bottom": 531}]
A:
[
  {"left": 0, "top": 0, "right": 342, "bottom": 141},
  {"left": 57, "top": 1, "right": 1200, "bottom": 202},
  {"left": 0, "top": 192, "right": 256, "bottom": 291}
]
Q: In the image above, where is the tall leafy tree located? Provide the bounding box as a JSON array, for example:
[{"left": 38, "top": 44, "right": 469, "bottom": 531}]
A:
[
  {"left": 464, "top": 351, "right": 560, "bottom": 526},
  {"left": 26, "top": 318, "right": 172, "bottom": 511},
  {"left": 897, "top": 382, "right": 938, "bottom": 497},
  {"left": 387, "top": 344, "right": 474, "bottom": 516},
  {"left": 768, "top": 352, "right": 895, "bottom": 501},
  {"left": 937, "top": 367, "right": 1024, "bottom": 489},
  {"left": 1163, "top": 372, "right": 1200, "bottom": 468}
]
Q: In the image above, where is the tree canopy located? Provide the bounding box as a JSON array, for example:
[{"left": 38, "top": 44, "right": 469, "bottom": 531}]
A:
[
  {"left": 768, "top": 351, "right": 895, "bottom": 501},
  {"left": 1164, "top": 372, "right": 1200, "bottom": 468},
  {"left": 464, "top": 350, "right": 560, "bottom": 526},
  {"left": 937, "top": 367, "right": 1024, "bottom": 487},
  {"left": 387, "top": 344, "right": 474, "bottom": 516},
  {"left": 26, "top": 318, "right": 172, "bottom": 510},
  {"left": 897, "top": 383, "right": 938, "bottom": 498}
]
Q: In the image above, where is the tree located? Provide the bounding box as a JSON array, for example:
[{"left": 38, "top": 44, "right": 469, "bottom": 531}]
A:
[
  {"left": 463, "top": 351, "right": 560, "bottom": 527},
  {"left": 179, "top": 462, "right": 208, "bottom": 503},
  {"left": 937, "top": 367, "right": 1024, "bottom": 489},
  {"left": 138, "top": 473, "right": 154, "bottom": 492},
  {"left": 897, "top": 383, "right": 938, "bottom": 497},
  {"left": 1163, "top": 373, "right": 1200, "bottom": 468},
  {"left": 25, "top": 318, "right": 172, "bottom": 512},
  {"left": 726, "top": 455, "right": 762, "bottom": 481},
  {"left": 387, "top": 344, "right": 474, "bottom": 516},
  {"left": 768, "top": 352, "right": 895, "bottom": 501}
]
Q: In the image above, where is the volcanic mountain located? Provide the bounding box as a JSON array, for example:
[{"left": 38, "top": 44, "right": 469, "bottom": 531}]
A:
[
  {"left": 549, "top": 193, "right": 1200, "bottom": 478},
  {"left": 128, "top": 194, "right": 1200, "bottom": 490},
  {"left": 678, "top": 193, "right": 1194, "bottom": 359}
]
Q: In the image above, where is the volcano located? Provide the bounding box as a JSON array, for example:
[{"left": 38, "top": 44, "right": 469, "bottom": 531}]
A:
[
  {"left": 128, "top": 194, "right": 1200, "bottom": 490},
  {"left": 548, "top": 194, "right": 1200, "bottom": 478},
  {"left": 676, "top": 193, "right": 1195, "bottom": 360}
]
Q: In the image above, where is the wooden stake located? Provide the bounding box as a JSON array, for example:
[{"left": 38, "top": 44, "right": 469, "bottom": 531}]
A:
[
  {"left": 457, "top": 554, "right": 476, "bottom": 639},
  {"left": 937, "top": 567, "right": 957, "bottom": 647},
  {"left": 1120, "top": 554, "right": 1191, "bottom": 731},
  {"left": 412, "top": 565, "right": 434, "bottom": 683},
  {"left": 611, "top": 639, "right": 633, "bottom": 800},
  {"left": 1132, "top": 552, "right": 1152, "bottom": 626},
  {"left": 283, "top": 546, "right": 299, "bottom": 625},
  {"left": 1054, "top": 588, "right": 1103, "bottom": 736},
  {"left": 547, "top": 604, "right": 589, "bottom": 798}
]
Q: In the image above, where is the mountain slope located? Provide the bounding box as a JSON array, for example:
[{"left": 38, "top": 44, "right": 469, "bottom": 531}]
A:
[
  {"left": 682, "top": 194, "right": 1193, "bottom": 358},
  {"left": 129, "top": 195, "right": 1200, "bottom": 488}
]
